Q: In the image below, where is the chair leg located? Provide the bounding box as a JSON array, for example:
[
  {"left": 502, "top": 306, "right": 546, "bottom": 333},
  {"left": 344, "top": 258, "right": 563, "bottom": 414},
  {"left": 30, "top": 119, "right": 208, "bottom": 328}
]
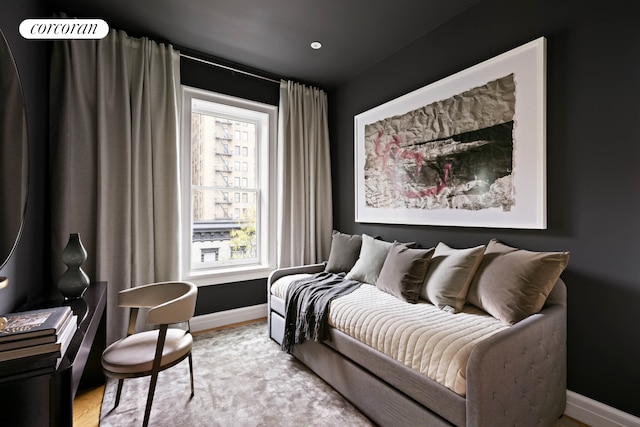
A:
[
  {"left": 114, "top": 379, "right": 124, "bottom": 409},
  {"left": 143, "top": 324, "right": 168, "bottom": 427},
  {"left": 188, "top": 352, "right": 195, "bottom": 397},
  {"left": 142, "top": 372, "right": 159, "bottom": 427}
]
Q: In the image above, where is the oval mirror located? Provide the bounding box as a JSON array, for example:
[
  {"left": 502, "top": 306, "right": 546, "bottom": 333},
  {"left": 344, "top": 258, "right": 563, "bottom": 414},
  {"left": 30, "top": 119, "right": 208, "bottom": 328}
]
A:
[{"left": 0, "top": 28, "right": 29, "bottom": 273}]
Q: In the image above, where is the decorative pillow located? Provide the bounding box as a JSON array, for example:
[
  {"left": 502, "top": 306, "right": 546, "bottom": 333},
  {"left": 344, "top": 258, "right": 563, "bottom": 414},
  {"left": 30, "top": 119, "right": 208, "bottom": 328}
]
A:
[
  {"left": 324, "top": 230, "right": 362, "bottom": 273},
  {"left": 421, "top": 242, "right": 486, "bottom": 313},
  {"left": 345, "top": 234, "right": 393, "bottom": 284},
  {"left": 466, "top": 239, "right": 570, "bottom": 324},
  {"left": 376, "top": 243, "right": 434, "bottom": 303}
]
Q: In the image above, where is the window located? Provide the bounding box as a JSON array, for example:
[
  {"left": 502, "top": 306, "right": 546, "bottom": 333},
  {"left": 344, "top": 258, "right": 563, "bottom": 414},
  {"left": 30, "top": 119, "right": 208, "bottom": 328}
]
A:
[{"left": 181, "top": 86, "right": 277, "bottom": 284}]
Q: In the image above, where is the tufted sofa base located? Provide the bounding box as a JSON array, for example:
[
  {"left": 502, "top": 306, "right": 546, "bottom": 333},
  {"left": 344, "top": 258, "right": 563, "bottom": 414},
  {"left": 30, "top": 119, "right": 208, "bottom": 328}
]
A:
[
  {"left": 293, "top": 337, "right": 454, "bottom": 426},
  {"left": 268, "top": 264, "right": 567, "bottom": 427}
]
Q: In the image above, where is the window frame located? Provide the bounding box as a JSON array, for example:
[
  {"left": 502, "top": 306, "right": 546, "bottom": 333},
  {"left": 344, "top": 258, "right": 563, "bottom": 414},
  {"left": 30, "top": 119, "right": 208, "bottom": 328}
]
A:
[{"left": 180, "top": 85, "right": 277, "bottom": 285}]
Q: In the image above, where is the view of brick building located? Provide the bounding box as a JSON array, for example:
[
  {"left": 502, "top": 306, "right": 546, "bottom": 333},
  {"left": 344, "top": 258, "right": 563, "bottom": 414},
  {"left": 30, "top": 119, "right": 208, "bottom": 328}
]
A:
[{"left": 190, "top": 110, "right": 257, "bottom": 264}]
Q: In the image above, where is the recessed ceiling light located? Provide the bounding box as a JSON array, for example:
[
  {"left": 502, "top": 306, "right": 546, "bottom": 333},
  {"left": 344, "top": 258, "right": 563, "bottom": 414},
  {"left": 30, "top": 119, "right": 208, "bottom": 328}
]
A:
[{"left": 310, "top": 41, "right": 322, "bottom": 50}]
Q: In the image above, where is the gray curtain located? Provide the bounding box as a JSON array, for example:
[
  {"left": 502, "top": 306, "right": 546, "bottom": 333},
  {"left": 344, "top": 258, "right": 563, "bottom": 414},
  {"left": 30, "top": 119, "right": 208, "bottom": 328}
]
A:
[
  {"left": 50, "top": 30, "right": 181, "bottom": 344},
  {"left": 277, "top": 80, "right": 332, "bottom": 268}
]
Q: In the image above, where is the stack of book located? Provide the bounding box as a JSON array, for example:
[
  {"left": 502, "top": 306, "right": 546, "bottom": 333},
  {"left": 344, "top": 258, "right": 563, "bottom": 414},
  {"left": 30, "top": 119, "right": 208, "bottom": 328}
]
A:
[{"left": 0, "top": 306, "right": 78, "bottom": 381}]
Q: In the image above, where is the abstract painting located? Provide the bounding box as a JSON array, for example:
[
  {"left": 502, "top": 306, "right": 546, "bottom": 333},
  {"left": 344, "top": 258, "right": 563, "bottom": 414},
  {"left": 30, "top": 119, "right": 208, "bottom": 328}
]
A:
[{"left": 354, "top": 37, "right": 546, "bottom": 228}]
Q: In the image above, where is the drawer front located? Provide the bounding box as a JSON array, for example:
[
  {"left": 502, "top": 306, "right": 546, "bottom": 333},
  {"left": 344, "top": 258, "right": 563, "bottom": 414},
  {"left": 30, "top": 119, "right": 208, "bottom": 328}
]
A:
[
  {"left": 270, "top": 295, "right": 285, "bottom": 316},
  {"left": 270, "top": 312, "right": 285, "bottom": 344}
]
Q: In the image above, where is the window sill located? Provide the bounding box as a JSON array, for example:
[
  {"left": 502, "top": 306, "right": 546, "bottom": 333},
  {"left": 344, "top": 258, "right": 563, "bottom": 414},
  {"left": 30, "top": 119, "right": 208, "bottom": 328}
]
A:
[{"left": 184, "top": 263, "right": 276, "bottom": 286}]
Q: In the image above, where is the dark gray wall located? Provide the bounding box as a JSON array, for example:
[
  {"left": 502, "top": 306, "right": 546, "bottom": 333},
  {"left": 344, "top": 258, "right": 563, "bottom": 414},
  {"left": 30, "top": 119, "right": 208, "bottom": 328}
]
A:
[
  {"left": 0, "top": 0, "right": 50, "bottom": 313},
  {"left": 3, "top": 0, "right": 638, "bottom": 417},
  {"left": 328, "top": 0, "right": 640, "bottom": 417}
]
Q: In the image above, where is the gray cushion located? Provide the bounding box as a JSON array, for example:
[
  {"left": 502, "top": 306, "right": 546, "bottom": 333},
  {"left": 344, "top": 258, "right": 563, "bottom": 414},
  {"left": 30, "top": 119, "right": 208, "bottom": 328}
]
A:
[
  {"left": 467, "top": 239, "right": 570, "bottom": 324},
  {"left": 346, "top": 234, "right": 393, "bottom": 284},
  {"left": 421, "top": 242, "right": 486, "bottom": 313},
  {"left": 325, "top": 230, "right": 362, "bottom": 273},
  {"left": 376, "top": 243, "right": 434, "bottom": 303}
]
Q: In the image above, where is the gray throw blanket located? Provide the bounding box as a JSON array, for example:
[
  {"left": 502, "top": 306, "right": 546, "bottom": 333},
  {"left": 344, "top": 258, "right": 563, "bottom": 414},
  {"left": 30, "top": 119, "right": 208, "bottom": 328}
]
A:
[{"left": 281, "top": 272, "right": 362, "bottom": 353}]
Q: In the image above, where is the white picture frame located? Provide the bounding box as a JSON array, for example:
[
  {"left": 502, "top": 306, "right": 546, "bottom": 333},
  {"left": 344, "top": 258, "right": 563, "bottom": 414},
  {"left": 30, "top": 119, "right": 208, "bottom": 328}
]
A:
[{"left": 354, "top": 37, "right": 546, "bottom": 229}]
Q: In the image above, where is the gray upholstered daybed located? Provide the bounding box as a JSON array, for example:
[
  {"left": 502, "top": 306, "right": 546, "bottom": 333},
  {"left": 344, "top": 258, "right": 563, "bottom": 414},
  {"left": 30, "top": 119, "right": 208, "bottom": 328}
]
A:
[{"left": 268, "top": 233, "right": 569, "bottom": 427}]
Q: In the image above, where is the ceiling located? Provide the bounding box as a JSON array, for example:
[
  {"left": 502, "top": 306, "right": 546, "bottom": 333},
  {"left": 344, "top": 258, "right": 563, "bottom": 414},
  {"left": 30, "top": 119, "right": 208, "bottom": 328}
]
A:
[{"left": 48, "top": 0, "right": 480, "bottom": 89}]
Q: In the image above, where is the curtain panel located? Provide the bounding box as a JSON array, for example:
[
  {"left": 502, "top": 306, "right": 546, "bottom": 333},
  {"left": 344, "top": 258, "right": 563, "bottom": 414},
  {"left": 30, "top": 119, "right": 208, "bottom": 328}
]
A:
[
  {"left": 50, "top": 30, "right": 181, "bottom": 344},
  {"left": 277, "top": 81, "right": 333, "bottom": 268}
]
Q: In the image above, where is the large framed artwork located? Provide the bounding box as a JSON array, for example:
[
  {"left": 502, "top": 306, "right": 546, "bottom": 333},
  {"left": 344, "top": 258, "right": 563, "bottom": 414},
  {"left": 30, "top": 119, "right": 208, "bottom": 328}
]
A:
[{"left": 354, "top": 37, "right": 546, "bottom": 229}]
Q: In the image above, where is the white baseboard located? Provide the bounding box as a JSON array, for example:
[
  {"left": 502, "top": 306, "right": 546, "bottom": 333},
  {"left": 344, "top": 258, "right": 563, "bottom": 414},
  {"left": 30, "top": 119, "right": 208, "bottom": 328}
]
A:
[
  {"left": 566, "top": 390, "right": 640, "bottom": 427},
  {"left": 191, "top": 303, "right": 268, "bottom": 333}
]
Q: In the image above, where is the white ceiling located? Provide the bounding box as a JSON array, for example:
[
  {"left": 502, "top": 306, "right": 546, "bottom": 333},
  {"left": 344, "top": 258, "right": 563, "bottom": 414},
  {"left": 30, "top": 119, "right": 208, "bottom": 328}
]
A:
[{"left": 48, "top": 0, "right": 480, "bottom": 88}]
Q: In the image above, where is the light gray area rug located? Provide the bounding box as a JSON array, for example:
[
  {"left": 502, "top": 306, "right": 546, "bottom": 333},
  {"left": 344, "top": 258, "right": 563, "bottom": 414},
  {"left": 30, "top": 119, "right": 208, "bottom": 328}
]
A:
[
  {"left": 100, "top": 320, "right": 583, "bottom": 427},
  {"left": 99, "top": 321, "right": 374, "bottom": 427}
]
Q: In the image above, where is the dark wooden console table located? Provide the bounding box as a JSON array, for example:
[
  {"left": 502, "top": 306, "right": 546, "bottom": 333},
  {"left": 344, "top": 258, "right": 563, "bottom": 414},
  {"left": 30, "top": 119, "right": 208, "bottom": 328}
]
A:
[{"left": 0, "top": 282, "right": 107, "bottom": 426}]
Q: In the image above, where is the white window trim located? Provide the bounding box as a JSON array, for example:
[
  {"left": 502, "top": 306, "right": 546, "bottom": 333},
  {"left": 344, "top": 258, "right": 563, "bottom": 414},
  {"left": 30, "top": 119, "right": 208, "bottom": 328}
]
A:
[{"left": 180, "top": 85, "right": 277, "bottom": 286}]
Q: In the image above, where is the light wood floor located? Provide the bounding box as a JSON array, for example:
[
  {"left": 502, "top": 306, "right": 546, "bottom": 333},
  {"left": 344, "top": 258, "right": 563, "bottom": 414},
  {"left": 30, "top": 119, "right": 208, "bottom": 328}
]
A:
[{"left": 73, "top": 384, "right": 104, "bottom": 427}]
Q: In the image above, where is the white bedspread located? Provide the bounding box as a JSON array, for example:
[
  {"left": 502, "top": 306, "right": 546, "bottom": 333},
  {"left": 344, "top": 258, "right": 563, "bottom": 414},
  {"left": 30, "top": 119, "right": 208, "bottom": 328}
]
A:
[{"left": 271, "top": 275, "right": 509, "bottom": 396}]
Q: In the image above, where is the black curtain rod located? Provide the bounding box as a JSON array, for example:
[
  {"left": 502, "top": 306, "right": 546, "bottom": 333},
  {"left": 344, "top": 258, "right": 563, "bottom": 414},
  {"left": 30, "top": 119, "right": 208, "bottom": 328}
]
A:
[
  {"left": 49, "top": 16, "right": 285, "bottom": 85},
  {"left": 178, "top": 50, "right": 282, "bottom": 85}
]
